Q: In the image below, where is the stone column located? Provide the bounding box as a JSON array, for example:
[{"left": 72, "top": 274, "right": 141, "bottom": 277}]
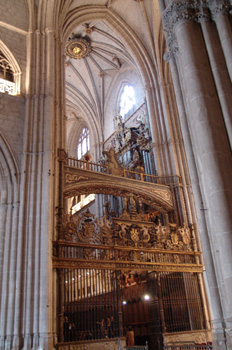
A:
[
  {"left": 199, "top": 10, "right": 232, "bottom": 148},
  {"left": 145, "top": 84, "right": 164, "bottom": 174},
  {"left": 161, "top": 6, "right": 225, "bottom": 342},
  {"left": 209, "top": 0, "right": 232, "bottom": 81},
  {"left": 166, "top": 55, "right": 223, "bottom": 334},
  {"left": 163, "top": 2, "right": 232, "bottom": 349}
]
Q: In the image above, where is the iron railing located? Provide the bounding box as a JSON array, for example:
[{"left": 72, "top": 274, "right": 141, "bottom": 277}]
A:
[{"left": 164, "top": 342, "right": 212, "bottom": 350}]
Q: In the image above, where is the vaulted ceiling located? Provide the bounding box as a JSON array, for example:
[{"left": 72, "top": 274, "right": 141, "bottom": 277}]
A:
[
  {"left": 64, "top": 0, "right": 164, "bottom": 156},
  {"left": 65, "top": 20, "right": 135, "bottom": 140}
]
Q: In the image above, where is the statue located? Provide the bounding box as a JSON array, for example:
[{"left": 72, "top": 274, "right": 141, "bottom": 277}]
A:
[{"left": 102, "top": 148, "right": 124, "bottom": 176}]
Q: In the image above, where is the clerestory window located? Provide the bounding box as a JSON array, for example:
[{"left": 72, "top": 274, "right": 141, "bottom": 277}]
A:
[
  {"left": 0, "top": 51, "right": 15, "bottom": 95},
  {"left": 119, "top": 84, "right": 136, "bottom": 119},
  {"left": 77, "top": 127, "right": 90, "bottom": 159}
]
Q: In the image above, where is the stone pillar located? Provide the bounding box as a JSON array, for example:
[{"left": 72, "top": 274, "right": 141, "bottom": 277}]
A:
[
  {"left": 163, "top": 2, "right": 232, "bottom": 349},
  {"left": 145, "top": 84, "right": 164, "bottom": 174},
  {"left": 6, "top": 3, "right": 64, "bottom": 349},
  {"left": 162, "top": 5, "right": 225, "bottom": 340},
  {"left": 199, "top": 10, "right": 232, "bottom": 148},
  {"left": 168, "top": 54, "right": 224, "bottom": 344},
  {"left": 209, "top": 0, "right": 232, "bottom": 81}
]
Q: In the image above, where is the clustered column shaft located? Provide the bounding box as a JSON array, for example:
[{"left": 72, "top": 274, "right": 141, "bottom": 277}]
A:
[{"left": 162, "top": 0, "right": 232, "bottom": 349}]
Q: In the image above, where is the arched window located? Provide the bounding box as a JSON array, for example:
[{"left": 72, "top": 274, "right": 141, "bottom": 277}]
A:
[
  {"left": 119, "top": 84, "right": 136, "bottom": 119},
  {"left": 0, "top": 51, "right": 15, "bottom": 95},
  {"left": 0, "top": 52, "right": 14, "bottom": 81},
  {"left": 77, "top": 127, "right": 90, "bottom": 159}
]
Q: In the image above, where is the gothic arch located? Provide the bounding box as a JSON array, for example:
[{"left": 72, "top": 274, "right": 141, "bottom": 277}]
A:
[
  {"left": 60, "top": 6, "right": 169, "bottom": 175},
  {"left": 61, "top": 6, "right": 159, "bottom": 169},
  {"left": 65, "top": 88, "right": 101, "bottom": 159},
  {"left": 0, "top": 132, "right": 19, "bottom": 204},
  {"left": 61, "top": 6, "right": 158, "bottom": 90},
  {"left": 0, "top": 40, "right": 22, "bottom": 95},
  {"left": 0, "top": 133, "right": 20, "bottom": 339}
]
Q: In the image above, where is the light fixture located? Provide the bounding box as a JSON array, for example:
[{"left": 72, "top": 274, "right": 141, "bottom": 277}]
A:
[
  {"left": 144, "top": 294, "right": 150, "bottom": 300},
  {"left": 122, "top": 300, "right": 127, "bottom": 305}
]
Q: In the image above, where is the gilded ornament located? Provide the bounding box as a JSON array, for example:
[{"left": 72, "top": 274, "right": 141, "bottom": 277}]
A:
[
  {"left": 178, "top": 226, "right": 191, "bottom": 245},
  {"left": 171, "top": 232, "right": 179, "bottom": 245},
  {"left": 65, "top": 38, "right": 92, "bottom": 59},
  {"left": 130, "top": 228, "right": 139, "bottom": 245},
  {"left": 66, "top": 174, "right": 87, "bottom": 184}
]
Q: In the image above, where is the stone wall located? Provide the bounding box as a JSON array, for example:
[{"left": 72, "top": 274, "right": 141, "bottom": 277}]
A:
[
  {"left": 0, "top": 93, "right": 25, "bottom": 166},
  {"left": 0, "top": 0, "right": 28, "bottom": 31},
  {"left": 0, "top": 0, "right": 28, "bottom": 94}
]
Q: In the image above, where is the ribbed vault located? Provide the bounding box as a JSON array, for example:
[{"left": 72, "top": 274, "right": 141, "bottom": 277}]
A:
[{"left": 62, "top": 4, "right": 161, "bottom": 160}]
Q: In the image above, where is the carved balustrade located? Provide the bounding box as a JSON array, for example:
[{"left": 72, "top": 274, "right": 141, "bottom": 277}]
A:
[{"left": 67, "top": 154, "right": 180, "bottom": 185}]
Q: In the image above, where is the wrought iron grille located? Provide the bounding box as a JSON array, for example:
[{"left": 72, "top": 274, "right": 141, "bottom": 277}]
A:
[
  {"left": 59, "top": 268, "right": 121, "bottom": 342},
  {"left": 159, "top": 272, "right": 206, "bottom": 333}
]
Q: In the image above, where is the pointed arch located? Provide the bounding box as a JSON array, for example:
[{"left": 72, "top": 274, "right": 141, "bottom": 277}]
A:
[
  {"left": 0, "top": 132, "right": 19, "bottom": 203},
  {"left": 61, "top": 6, "right": 162, "bottom": 168},
  {"left": 61, "top": 6, "right": 158, "bottom": 89},
  {"left": 0, "top": 40, "right": 22, "bottom": 95}
]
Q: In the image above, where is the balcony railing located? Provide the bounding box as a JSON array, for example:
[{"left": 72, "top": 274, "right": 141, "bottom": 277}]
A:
[{"left": 66, "top": 156, "right": 181, "bottom": 186}]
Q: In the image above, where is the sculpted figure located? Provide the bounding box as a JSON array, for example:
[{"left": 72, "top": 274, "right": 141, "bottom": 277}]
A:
[{"left": 103, "top": 148, "right": 124, "bottom": 176}]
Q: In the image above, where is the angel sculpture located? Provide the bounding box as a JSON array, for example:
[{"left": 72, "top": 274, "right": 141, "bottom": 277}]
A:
[{"left": 103, "top": 148, "right": 124, "bottom": 176}]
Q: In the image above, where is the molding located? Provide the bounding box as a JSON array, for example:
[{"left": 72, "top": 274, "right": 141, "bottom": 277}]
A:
[{"left": 53, "top": 257, "right": 203, "bottom": 273}]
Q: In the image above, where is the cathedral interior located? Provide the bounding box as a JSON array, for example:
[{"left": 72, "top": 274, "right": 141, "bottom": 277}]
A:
[{"left": 0, "top": 1, "right": 232, "bottom": 350}]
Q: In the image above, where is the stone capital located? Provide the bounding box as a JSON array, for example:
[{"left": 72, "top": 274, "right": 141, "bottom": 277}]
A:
[
  {"left": 162, "top": 1, "right": 197, "bottom": 61},
  {"left": 162, "top": 0, "right": 231, "bottom": 31},
  {"left": 161, "top": 0, "right": 229, "bottom": 62},
  {"left": 164, "top": 32, "right": 179, "bottom": 61},
  {"left": 209, "top": 1, "right": 231, "bottom": 20},
  {"left": 162, "top": 2, "right": 195, "bottom": 34},
  {"left": 195, "top": 8, "right": 211, "bottom": 23}
]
